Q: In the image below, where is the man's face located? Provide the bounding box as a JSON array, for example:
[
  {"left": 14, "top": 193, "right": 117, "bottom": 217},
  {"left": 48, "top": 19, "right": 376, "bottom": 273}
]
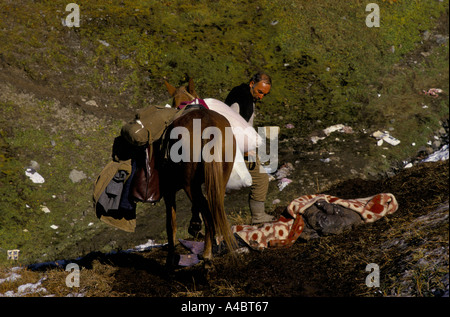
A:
[{"left": 250, "top": 81, "right": 271, "bottom": 101}]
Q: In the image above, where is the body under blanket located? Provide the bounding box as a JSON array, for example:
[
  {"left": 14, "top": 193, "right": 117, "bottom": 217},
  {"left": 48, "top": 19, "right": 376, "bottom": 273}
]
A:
[{"left": 232, "top": 193, "right": 398, "bottom": 250}]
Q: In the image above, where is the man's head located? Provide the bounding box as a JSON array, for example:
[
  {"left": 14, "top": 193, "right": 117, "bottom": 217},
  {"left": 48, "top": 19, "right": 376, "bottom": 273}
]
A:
[{"left": 249, "top": 72, "right": 271, "bottom": 102}]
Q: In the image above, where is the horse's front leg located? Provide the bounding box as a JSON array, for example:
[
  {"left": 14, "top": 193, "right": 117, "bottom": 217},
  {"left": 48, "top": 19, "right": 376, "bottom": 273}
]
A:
[{"left": 164, "top": 192, "right": 177, "bottom": 266}]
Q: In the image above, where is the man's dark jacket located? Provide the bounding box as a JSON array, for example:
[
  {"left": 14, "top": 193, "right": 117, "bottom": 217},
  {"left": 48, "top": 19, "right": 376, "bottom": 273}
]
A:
[{"left": 224, "top": 83, "right": 254, "bottom": 122}]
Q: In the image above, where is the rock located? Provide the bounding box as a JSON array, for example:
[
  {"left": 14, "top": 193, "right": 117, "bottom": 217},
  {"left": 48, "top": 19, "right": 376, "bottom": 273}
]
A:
[
  {"left": 69, "top": 169, "right": 87, "bottom": 183},
  {"left": 435, "top": 34, "right": 448, "bottom": 45},
  {"left": 422, "top": 30, "right": 431, "bottom": 41},
  {"left": 432, "top": 140, "right": 441, "bottom": 150},
  {"left": 85, "top": 100, "right": 98, "bottom": 107},
  {"left": 29, "top": 160, "right": 40, "bottom": 171}
]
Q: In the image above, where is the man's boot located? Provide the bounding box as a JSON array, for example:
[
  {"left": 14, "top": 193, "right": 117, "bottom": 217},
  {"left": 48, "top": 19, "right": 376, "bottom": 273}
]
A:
[{"left": 250, "top": 199, "right": 274, "bottom": 224}]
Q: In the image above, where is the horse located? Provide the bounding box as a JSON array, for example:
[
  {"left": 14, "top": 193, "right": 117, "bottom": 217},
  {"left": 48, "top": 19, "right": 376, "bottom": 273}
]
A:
[{"left": 159, "top": 79, "right": 237, "bottom": 267}]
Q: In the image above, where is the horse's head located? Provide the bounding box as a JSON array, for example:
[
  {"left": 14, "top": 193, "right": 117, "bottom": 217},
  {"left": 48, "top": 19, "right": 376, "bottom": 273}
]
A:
[{"left": 165, "top": 78, "right": 199, "bottom": 108}]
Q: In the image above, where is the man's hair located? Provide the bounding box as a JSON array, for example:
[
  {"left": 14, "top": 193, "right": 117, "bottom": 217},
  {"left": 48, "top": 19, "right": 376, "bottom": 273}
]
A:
[{"left": 250, "top": 72, "right": 272, "bottom": 86}]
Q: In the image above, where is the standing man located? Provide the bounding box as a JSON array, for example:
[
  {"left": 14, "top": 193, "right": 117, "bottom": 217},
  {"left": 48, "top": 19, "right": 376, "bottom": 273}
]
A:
[{"left": 225, "top": 72, "right": 274, "bottom": 224}]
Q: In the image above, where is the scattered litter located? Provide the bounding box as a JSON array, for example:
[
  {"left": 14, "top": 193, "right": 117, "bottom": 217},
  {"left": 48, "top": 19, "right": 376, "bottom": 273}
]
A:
[
  {"left": 310, "top": 124, "right": 353, "bottom": 144},
  {"left": 41, "top": 205, "right": 51, "bottom": 213},
  {"left": 88, "top": 222, "right": 94, "bottom": 226},
  {"left": 7, "top": 250, "right": 20, "bottom": 260},
  {"left": 165, "top": 104, "right": 172, "bottom": 108},
  {"left": 320, "top": 158, "right": 330, "bottom": 163},
  {"left": 272, "top": 199, "right": 281, "bottom": 204},
  {"left": 132, "top": 239, "right": 163, "bottom": 252},
  {"left": 422, "top": 144, "right": 449, "bottom": 162},
  {"left": 50, "top": 225, "right": 59, "bottom": 230},
  {"left": 372, "top": 130, "right": 401, "bottom": 146},
  {"left": 274, "top": 162, "right": 294, "bottom": 180},
  {"left": 404, "top": 163, "right": 413, "bottom": 168},
  {"left": 278, "top": 178, "right": 292, "bottom": 191},
  {"left": 98, "top": 39, "right": 110, "bottom": 47},
  {"left": 323, "top": 124, "right": 353, "bottom": 136},
  {"left": 285, "top": 123, "right": 295, "bottom": 129},
  {"left": 421, "top": 88, "right": 443, "bottom": 97},
  {"left": 25, "top": 168, "right": 45, "bottom": 184}
]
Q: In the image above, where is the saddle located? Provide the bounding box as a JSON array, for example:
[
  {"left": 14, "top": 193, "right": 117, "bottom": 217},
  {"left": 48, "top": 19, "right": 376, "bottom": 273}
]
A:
[{"left": 127, "top": 101, "right": 209, "bottom": 203}]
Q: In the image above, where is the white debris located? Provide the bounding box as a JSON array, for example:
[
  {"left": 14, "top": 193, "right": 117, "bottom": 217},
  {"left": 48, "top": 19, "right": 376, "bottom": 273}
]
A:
[
  {"left": 310, "top": 124, "right": 353, "bottom": 144},
  {"left": 25, "top": 168, "right": 45, "bottom": 183},
  {"left": 0, "top": 273, "right": 21, "bottom": 285},
  {"left": 274, "top": 162, "right": 294, "bottom": 180},
  {"left": 41, "top": 205, "right": 51, "bottom": 213},
  {"left": 422, "top": 144, "right": 449, "bottom": 162},
  {"left": 132, "top": 239, "right": 164, "bottom": 252},
  {"left": 323, "top": 124, "right": 345, "bottom": 136},
  {"left": 372, "top": 130, "right": 401, "bottom": 146},
  {"left": 278, "top": 178, "right": 292, "bottom": 191},
  {"left": 50, "top": 225, "right": 59, "bottom": 230},
  {"left": 98, "top": 39, "right": 110, "bottom": 47}
]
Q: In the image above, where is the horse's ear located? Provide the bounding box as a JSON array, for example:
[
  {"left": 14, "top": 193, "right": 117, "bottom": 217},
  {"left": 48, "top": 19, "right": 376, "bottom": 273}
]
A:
[
  {"left": 165, "top": 80, "right": 177, "bottom": 97},
  {"left": 188, "top": 77, "right": 196, "bottom": 94}
]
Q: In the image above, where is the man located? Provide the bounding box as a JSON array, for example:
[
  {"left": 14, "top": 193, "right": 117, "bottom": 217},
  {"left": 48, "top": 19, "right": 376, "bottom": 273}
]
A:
[{"left": 225, "top": 72, "right": 274, "bottom": 224}]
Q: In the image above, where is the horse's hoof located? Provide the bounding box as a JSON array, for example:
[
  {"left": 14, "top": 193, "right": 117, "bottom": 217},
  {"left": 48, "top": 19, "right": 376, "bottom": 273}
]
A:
[
  {"left": 203, "top": 260, "right": 217, "bottom": 280},
  {"left": 165, "top": 253, "right": 180, "bottom": 268},
  {"left": 188, "top": 222, "right": 204, "bottom": 239}
]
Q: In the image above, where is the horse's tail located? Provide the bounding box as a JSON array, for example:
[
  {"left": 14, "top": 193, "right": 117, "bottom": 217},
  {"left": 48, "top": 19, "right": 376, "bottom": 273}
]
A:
[{"left": 203, "top": 155, "right": 237, "bottom": 255}]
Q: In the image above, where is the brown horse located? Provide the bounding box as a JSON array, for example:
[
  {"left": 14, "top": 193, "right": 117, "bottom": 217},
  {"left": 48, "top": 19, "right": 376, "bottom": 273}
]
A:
[{"left": 160, "top": 79, "right": 237, "bottom": 266}]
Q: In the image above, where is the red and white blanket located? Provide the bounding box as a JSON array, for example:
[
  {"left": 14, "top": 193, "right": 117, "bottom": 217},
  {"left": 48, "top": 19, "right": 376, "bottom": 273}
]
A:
[{"left": 232, "top": 193, "right": 398, "bottom": 250}]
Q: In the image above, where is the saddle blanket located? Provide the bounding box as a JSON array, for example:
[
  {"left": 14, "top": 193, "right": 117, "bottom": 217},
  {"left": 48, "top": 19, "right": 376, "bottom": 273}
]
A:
[{"left": 232, "top": 193, "right": 398, "bottom": 250}]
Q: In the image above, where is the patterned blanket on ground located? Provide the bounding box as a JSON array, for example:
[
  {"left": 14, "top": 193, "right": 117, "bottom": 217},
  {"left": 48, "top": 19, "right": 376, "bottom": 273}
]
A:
[{"left": 232, "top": 193, "right": 398, "bottom": 250}]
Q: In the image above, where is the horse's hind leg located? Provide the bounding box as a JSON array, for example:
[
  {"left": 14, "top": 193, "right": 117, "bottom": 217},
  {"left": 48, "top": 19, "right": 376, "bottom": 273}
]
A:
[
  {"left": 184, "top": 187, "right": 203, "bottom": 239},
  {"left": 164, "top": 191, "right": 178, "bottom": 266},
  {"left": 189, "top": 206, "right": 203, "bottom": 239}
]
